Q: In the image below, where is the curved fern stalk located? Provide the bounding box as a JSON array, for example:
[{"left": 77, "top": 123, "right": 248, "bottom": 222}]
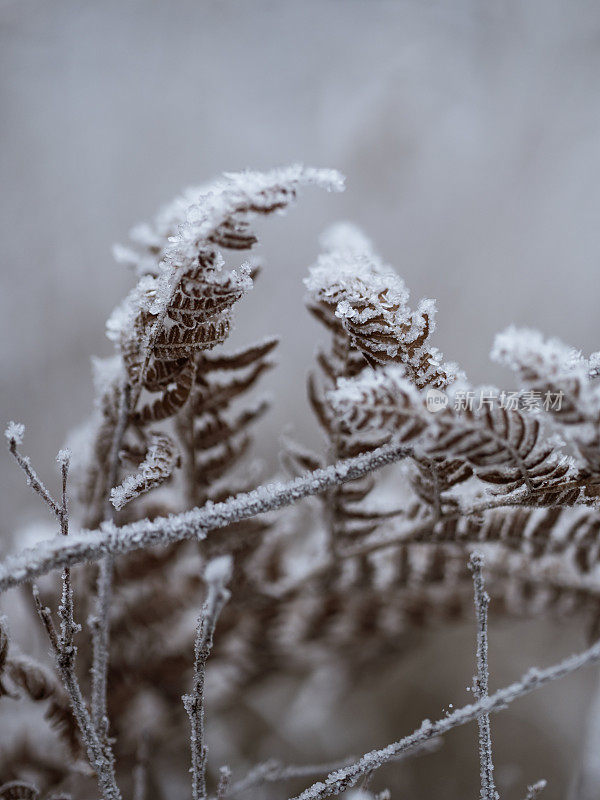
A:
[
  {"left": 85, "top": 166, "right": 344, "bottom": 517},
  {"left": 109, "top": 166, "right": 344, "bottom": 412},
  {"left": 95, "top": 165, "right": 344, "bottom": 496}
]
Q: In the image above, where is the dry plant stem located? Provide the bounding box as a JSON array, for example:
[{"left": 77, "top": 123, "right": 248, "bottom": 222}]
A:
[
  {"left": 222, "top": 741, "right": 441, "bottom": 799},
  {"left": 216, "top": 766, "right": 231, "bottom": 800},
  {"left": 183, "top": 562, "right": 231, "bottom": 800},
  {"left": 132, "top": 738, "right": 149, "bottom": 800},
  {"left": 289, "top": 635, "right": 600, "bottom": 800},
  {"left": 33, "top": 588, "right": 122, "bottom": 800},
  {"left": 569, "top": 669, "right": 600, "bottom": 800},
  {"left": 0, "top": 441, "right": 413, "bottom": 592},
  {"left": 7, "top": 438, "right": 62, "bottom": 519},
  {"left": 6, "top": 433, "right": 121, "bottom": 798},
  {"left": 468, "top": 552, "right": 498, "bottom": 800},
  {"left": 90, "top": 381, "right": 130, "bottom": 743},
  {"left": 57, "top": 455, "right": 77, "bottom": 656},
  {"left": 524, "top": 780, "right": 547, "bottom": 800}
]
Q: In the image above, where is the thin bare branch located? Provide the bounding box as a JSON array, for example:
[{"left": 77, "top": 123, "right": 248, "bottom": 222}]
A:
[
  {"left": 216, "top": 766, "right": 231, "bottom": 800},
  {"left": 56, "top": 450, "right": 79, "bottom": 660},
  {"left": 183, "top": 556, "right": 232, "bottom": 800},
  {"left": 132, "top": 737, "right": 149, "bottom": 800},
  {"left": 5, "top": 423, "right": 61, "bottom": 518},
  {"left": 289, "top": 636, "right": 600, "bottom": 800},
  {"left": 90, "top": 381, "right": 130, "bottom": 744},
  {"left": 524, "top": 780, "right": 547, "bottom": 800},
  {"left": 32, "top": 587, "right": 121, "bottom": 800},
  {"left": 570, "top": 669, "right": 600, "bottom": 800},
  {"left": 0, "top": 441, "right": 412, "bottom": 594},
  {"left": 222, "top": 741, "right": 440, "bottom": 799},
  {"left": 469, "top": 552, "right": 498, "bottom": 800}
]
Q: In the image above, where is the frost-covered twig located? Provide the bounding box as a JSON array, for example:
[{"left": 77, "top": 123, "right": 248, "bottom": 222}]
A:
[
  {"left": 4, "top": 429, "right": 77, "bottom": 653},
  {"left": 90, "top": 381, "right": 130, "bottom": 745},
  {"left": 570, "top": 669, "right": 600, "bottom": 800},
  {"left": 0, "top": 440, "right": 412, "bottom": 593},
  {"left": 523, "top": 780, "right": 547, "bottom": 800},
  {"left": 183, "top": 557, "right": 232, "bottom": 800},
  {"left": 5, "top": 427, "right": 121, "bottom": 797},
  {"left": 226, "top": 759, "right": 363, "bottom": 798},
  {"left": 289, "top": 636, "right": 600, "bottom": 800},
  {"left": 5, "top": 423, "right": 61, "bottom": 518},
  {"left": 33, "top": 587, "right": 122, "bottom": 800},
  {"left": 468, "top": 553, "right": 498, "bottom": 800},
  {"left": 132, "top": 737, "right": 149, "bottom": 800},
  {"left": 222, "top": 742, "right": 439, "bottom": 800},
  {"left": 55, "top": 449, "right": 79, "bottom": 660},
  {"left": 216, "top": 766, "right": 231, "bottom": 800}
]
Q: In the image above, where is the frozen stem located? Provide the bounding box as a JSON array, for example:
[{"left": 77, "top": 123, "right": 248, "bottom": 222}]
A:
[
  {"left": 289, "top": 633, "right": 600, "bottom": 800},
  {"left": 0, "top": 440, "right": 413, "bottom": 593},
  {"left": 216, "top": 766, "right": 231, "bottom": 800},
  {"left": 33, "top": 587, "right": 121, "bottom": 800},
  {"left": 183, "top": 556, "right": 232, "bottom": 800},
  {"left": 570, "top": 668, "right": 600, "bottom": 800},
  {"left": 5, "top": 427, "right": 120, "bottom": 797},
  {"left": 90, "top": 381, "right": 130, "bottom": 744},
  {"left": 223, "top": 741, "right": 439, "bottom": 799},
  {"left": 5, "top": 423, "right": 61, "bottom": 519},
  {"left": 56, "top": 450, "right": 79, "bottom": 662},
  {"left": 524, "top": 780, "right": 547, "bottom": 800},
  {"left": 468, "top": 552, "right": 498, "bottom": 800},
  {"left": 132, "top": 736, "right": 149, "bottom": 800}
]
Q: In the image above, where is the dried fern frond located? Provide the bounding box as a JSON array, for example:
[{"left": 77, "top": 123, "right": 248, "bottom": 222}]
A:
[
  {"left": 492, "top": 327, "right": 600, "bottom": 479},
  {"left": 300, "top": 228, "right": 417, "bottom": 551},
  {"left": 0, "top": 739, "right": 84, "bottom": 793},
  {"left": 428, "top": 398, "right": 574, "bottom": 499},
  {"left": 305, "top": 223, "right": 460, "bottom": 389},
  {"left": 174, "top": 335, "right": 278, "bottom": 508},
  {"left": 110, "top": 433, "right": 180, "bottom": 511},
  {"left": 0, "top": 782, "right": 40, "bottom": 800},
  {"left": 80, "top": 168, "right": 341, "bottom": 528},
  {"left": 5, "top": 654, "right": 82, "bottom": 761},
  {"left": 330, "top": 366, "right": 578, "bottom": 503},
  {"left": 108, "top": 167, "right": 343, "bottom": 404},
  {"left": 363, "top": 504, "right": 600, "bottom": 575},
  {"left": 113, "top": 182, "right": 213, "bottom": 278}
]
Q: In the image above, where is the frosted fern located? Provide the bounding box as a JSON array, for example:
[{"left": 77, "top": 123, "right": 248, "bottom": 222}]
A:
[{"left": 3, "top": 179, "right": 600, "bottom": 800}]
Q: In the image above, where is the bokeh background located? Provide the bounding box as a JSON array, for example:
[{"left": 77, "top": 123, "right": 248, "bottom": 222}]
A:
[{"left": 2, "top": 1, "right": 600, "bottom": 797}]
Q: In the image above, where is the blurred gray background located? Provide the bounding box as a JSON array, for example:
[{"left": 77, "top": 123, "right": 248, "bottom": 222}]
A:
[{"left": 1, "top": 1, "right": 600, "bottom": 796}]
